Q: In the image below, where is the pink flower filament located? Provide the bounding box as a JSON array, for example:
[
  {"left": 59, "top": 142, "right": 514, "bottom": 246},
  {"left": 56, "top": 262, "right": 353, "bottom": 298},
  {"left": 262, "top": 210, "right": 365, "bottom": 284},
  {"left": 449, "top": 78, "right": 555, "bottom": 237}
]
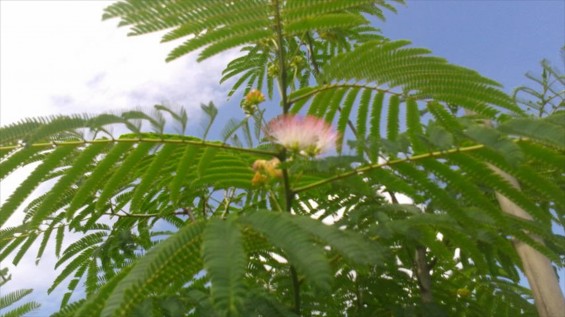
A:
[{"left": 267, "top": 115, "right": 338, "bottom": 156}]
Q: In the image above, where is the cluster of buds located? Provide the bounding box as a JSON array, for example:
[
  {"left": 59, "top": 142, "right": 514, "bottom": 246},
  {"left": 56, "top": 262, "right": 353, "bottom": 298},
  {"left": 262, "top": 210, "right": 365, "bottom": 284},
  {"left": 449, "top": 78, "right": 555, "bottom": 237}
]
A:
[
  {"left": 241, "top": 89, "right": 266, "bottom": 116},
  {"left": 266, "top": 115, "right": 338, "bottom": 157},
  {"left": 289, "top": 55, "right": 305, "bottom": 70},
  {"left": 251, "top": 157, "right": 282, "bottom": 186},
  {"left": 267, "top": 63, "right": 279, "bottom": 78}
]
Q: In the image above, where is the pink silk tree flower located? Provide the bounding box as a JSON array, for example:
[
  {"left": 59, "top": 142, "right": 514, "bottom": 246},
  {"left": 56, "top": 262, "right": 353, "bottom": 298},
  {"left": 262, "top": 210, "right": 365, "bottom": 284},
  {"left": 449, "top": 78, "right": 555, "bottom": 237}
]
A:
[{"left": 266, "top": 115, "right": 338, "bottom": 157}]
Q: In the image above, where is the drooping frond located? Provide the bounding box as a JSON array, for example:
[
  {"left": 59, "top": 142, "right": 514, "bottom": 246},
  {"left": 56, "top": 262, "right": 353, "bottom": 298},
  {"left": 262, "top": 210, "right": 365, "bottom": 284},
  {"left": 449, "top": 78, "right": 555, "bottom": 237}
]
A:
[
  {"left": 323, "top": 40, "right": 520, "bottom": 114},
  {"left": 0, "top": 145, "right": 76, "bottom": 228},
  {"left": 202, "top": 218, "right": 247, "bottom": 315},
  {"left": 0, "top": 287, "right": 41, "bottom": 317},
  {"left": 289, "top": 214, "right": 386, "bottom": 265},
  {"left": 0, "top": 109, "right": 278, "bottom": 302},
  {"left": 102, "top": 0, "right": 402, "bottom": 62},
  {"left": 239, "top": 211, "right": 332, "bottom": 291},
  {"left": 100, "top": 221, "right": 205, "bottom": 317}
]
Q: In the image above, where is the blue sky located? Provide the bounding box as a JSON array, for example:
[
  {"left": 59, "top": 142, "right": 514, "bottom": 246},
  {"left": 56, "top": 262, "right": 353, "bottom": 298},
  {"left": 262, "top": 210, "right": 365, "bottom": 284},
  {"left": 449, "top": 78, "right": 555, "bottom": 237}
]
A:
[
  {"left": 380, "top": 0, "right": 564, "bottom": 93},
  {"left": 0, "top": 1, "right": 563, "bottom": 315}
]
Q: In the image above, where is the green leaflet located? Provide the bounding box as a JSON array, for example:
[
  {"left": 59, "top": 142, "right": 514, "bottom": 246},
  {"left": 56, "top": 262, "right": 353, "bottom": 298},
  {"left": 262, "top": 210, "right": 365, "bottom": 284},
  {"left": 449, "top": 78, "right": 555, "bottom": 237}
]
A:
[
  {"left": 61, "top": 262, "right": 89, "bottom": 307},
  {"left": 0, "top": 236, "right": 27, "bottom": 263},
  {"left": 160, "top": 1, "right": 271, "bottom": 43},
  {"left": 11, "top": 232, "right": 39, "bottom": 266},
  {"left": 198, "top": 29, "right": 273, "bottom": 62},
  {"left": 471, "top": 148, "right": 565, "bottom": 211},
  {"left": 197, "top": 147, "right": 219, "bottom": 179},
  {"left": 54, "top": 232, "right": 107, "bottom": 270},
  {"left": 289, "top": 86, "right": 317, "bottom": 112},
  {"left": 202, "top": 218, "right": 247, "bottom": 315},
  {"left": 427, "top": 101, "right": 464, "bottom": 135},
  {"left": 0, "top": 145, "right": 75, "bottom": 228},
  {"left": 499, "top": 116, "right": 565, "bottom": 148},
  {"left": 34, "top": 213, "right": 61, "bottom": 263},
  {"left": 169, "top": 21, "right": 271, "bottom": 61},
  {"left": 100, "top": 221, "right": 205, "bottom": 317},
  {"left": 95, "top": 142, "right": 155, "bottom": 212},
  {"left": 392, "top": 163, "right": 472, "bottom": 224},
  {"left": 30, "top": 143, "right": 109, "bottom": 227},
  {"left": 85, "top": 259, "right": 99, "bottom": 297},
  {"left": 241, "top": 290, "right": 299, "bottom": 317},
  {"left": 336, "top": 87, "right": 360, "bottom": 152},
  {"left": 518, "top": 141, "right": 565, "bottom": 171},
  {"left": 0, "top": 146, "right": 43, "bottom": 180},
  {"left": 102, "top": 0, "right": 399, "bottom": 62},
  {"left": 418, "top": 160, "right": 502, "bottom": 222},
  {"left": 426, "top": 124, "right": 454, "bottom": 150},
  {"left": 355, "top": 89, "right": 373, "bottom": 156},
  {"left": 116, "top": 143, "right": 178, "bottom": 214},
  {"left": 289, "top": 215, "right": 385, "bottom": 265},
  {"left": 406, "top": 98, "right": 426, "bottom": 153},
  {"left": 0, "top": 288, "right": 41, "bottom": 317},
  {"left": 50, "top": 299, "right": 86, "bottom": 317},
  {"left": 386, "top": 95, "right": 400, "bottom": 142},
  {"left": 0, "top": 119, "right": 44, "bottom": 145},
  {"left": 0, "top": 115, "right": 88, "bottom": 145},
  {"left": 323, "top": 88, "right": 347, "bottom": 124},
  {"left": 49, "top": 246, "right": 98, "bottom": 295},
  {"left": 307, "top": 89, "right": 338, "bottom": 117},
  {"left": 239, "top": 211, "right": 332, "bottom": 291},
  {"left": 324, "top": 40, "right": 520, "bottom": 115},
  {"left": 67, "top": 142, "right": 133, "bottom": 219},
  {"left": 368, "top": 91, "right": 385, "bottom": 160},
  {"left": 284, "top": 13, "right": 367, "bottom": 34},
  {"left": 465, "top": 125, "right": 524, "bottom": 166},
  {"left": 283, "top": 0, "right": 376, "bottom": 19},
  {"left": 449, "top": 153, "right": 550, "bottom": 223},
  {"left": 55, "top": 225, "right": 65, "bottom": 258}
]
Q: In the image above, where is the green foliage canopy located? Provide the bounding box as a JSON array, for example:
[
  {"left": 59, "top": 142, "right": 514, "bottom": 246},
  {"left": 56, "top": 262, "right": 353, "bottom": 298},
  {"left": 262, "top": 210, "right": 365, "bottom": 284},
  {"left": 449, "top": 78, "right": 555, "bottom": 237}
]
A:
[{"left": 0, "top": 1, "right": 563, "bottom": 316}]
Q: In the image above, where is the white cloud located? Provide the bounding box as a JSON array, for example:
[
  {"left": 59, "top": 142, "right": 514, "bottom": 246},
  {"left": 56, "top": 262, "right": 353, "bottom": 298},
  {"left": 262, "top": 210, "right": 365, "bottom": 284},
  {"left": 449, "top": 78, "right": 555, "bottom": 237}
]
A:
[
  {"left": 0, "top": 1, "right": 240, "bottom": 314},
  {"left": 0, "top": 0, "right": 236, "bottom": 126}
]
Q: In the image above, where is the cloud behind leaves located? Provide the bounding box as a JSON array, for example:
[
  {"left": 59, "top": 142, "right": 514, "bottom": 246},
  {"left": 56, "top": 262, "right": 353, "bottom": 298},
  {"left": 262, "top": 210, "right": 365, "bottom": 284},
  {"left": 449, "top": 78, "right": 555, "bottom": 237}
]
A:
[
  {"left": 0, "top": 2, "right": 238, "bottom": 315},
  {"left": 0, "top": 1, "right": 235, "bottom": 126}
]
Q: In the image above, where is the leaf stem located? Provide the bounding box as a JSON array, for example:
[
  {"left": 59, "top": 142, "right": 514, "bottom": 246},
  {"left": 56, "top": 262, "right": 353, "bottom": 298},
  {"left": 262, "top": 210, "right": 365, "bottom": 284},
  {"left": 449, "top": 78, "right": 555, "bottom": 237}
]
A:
[
  {"left": 0, "top": 138, "right": 277, "bottom": 157},
  {"left": 292, "top": 144, "right": 486, "bottom": 193},
  {"left": 272, "top": 1, "right": 301, "bottom": 312},
  {"left": 272, "top": 0, "right": 289, "bottom": 114},
  {"left": 290, "top": 265, "right": 301, "bottom": 314},
  {"left": 288, "top": 83, "right": 401, "bottom": 106}
]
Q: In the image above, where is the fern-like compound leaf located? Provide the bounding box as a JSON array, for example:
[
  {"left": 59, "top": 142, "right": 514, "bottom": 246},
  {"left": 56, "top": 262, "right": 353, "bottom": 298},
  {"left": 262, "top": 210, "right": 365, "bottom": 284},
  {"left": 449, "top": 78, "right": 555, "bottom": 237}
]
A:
[{"left": 202, "top": 218, "right": 247, "bottom": 315}]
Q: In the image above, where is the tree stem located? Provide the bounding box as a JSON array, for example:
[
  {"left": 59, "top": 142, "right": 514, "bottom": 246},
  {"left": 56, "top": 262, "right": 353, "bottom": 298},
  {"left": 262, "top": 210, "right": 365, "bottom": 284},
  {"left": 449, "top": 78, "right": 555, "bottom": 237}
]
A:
[
  {"left": 414, "top": 246, "right": 433, "bottom": 305},
  {"left": 272, "top": 0, "right": 289, "bottom": 114},
  {"left": 490, "top": 165, "right": 565, "bottom": 317},
  {"left": 290, "top": 265, "right": 301, "bottom": 314},
  {"left": 471, "top": 111, "right": 565, "bottom": 317}
]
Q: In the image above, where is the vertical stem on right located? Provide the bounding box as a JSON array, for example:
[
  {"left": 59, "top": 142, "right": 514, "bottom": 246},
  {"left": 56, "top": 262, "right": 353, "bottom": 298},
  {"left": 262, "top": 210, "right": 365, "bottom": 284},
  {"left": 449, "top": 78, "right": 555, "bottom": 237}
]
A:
[
  {"left": 490, "top": 165, "right": 565, "bottom": 317},
  {"left": 414, "top": 246, "right": 433, "bottom": 305}
]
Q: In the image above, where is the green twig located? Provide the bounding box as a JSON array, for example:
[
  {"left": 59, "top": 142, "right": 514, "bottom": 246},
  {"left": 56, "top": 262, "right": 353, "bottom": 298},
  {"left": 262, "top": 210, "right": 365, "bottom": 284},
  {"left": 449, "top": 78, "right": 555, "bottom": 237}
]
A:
[
  {"left": 292, "top": 144, "right": 486, "bottom": 193},
  {"left": 0, "top": 138, "right": 277, "bottom": 157}
]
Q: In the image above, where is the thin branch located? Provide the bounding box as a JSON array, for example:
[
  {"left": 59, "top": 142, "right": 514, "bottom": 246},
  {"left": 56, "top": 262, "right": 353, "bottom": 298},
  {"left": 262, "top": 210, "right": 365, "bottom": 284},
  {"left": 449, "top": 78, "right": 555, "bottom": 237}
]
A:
[
  {"left": 220, "top": 188, "right": 235, "bottom": 218},
  {"left": 290, "top": 265, "right": 301, "bottom": 314},
  {"left": 104, "top": 211, "right": 189, "bottom": 219},
  {"left": 292, "top": 143, "right": 487, "bottom": 193},
  {"left": 272, "top": 0, "right": 289, "bottom": 114},
  {"left": 288, "top": 83, "right": 401, "bottom": 106},
  {"left": 272, "top": 1, "right": 301, "bottom": 312},
  {"left": 0, "top": 138, "right": 277, "bottom": 157},
  {"left": 414, "top": 246, "right": 433, "bottom": 304}
]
